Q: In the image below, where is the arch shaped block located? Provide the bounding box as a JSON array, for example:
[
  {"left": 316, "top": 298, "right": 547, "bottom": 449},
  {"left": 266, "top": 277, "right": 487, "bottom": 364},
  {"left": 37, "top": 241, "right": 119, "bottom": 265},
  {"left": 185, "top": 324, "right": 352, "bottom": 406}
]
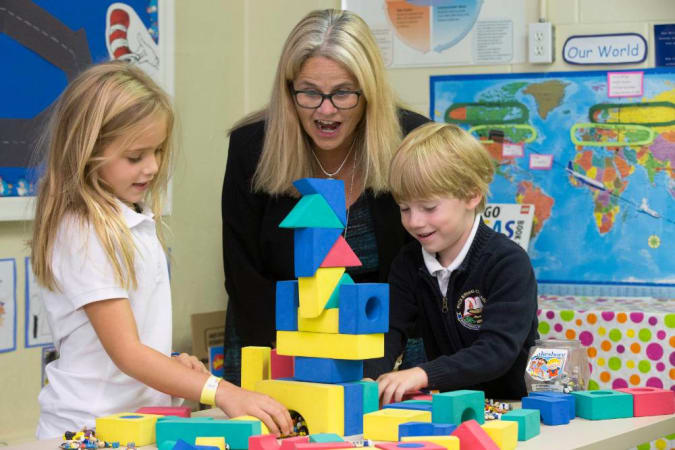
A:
[
  {"left": 432, "top": 390, "right": 485, "bottom": 425},
  {"left": 338, "top": 283, "right": 389, "bottom": 334}
]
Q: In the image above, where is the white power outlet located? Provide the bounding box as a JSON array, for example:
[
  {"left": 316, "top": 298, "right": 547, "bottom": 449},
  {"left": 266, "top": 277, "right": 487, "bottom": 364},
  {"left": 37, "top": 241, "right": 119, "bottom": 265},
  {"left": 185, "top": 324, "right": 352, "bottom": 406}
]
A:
[{"left": 529, "top": 22, "right": 554, "bottom": 64}]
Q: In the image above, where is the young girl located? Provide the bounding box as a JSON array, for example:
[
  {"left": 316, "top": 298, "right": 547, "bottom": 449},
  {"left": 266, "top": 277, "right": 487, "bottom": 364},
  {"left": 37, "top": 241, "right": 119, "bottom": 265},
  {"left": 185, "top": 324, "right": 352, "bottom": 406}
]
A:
[{"left": 31, "top": 61, "right": 292, "bottom": 438}]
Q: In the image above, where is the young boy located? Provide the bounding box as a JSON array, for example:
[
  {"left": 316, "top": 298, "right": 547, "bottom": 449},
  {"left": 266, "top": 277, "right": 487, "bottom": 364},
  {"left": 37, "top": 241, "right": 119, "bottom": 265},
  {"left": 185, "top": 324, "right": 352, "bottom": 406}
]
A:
[{"left": 364, "top": 122, "right": 539, "bottom": 403}]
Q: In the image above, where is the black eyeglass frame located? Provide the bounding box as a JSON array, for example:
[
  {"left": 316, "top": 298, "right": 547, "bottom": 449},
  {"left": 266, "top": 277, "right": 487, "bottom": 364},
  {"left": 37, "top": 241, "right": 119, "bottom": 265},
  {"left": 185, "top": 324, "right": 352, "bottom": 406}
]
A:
[{"left": 289, "top": 86, "right": 363, "bottom": 110}]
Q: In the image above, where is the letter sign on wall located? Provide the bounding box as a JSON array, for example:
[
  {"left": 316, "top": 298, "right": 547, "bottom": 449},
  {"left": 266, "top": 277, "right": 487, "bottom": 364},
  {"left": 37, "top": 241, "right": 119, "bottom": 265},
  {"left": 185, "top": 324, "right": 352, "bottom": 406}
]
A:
[{"left": 563, "top": 33, "right": 647, "bottom": 65}]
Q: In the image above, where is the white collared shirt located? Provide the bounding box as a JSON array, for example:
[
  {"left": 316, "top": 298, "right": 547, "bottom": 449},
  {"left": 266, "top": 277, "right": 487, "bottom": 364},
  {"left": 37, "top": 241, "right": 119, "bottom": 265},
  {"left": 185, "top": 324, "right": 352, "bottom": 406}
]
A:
[
  {"left": 422, "top": 214, "right": 481, "bottom": 295},
  {"left": 36, "top": 202, "right": 173, "bottom": 438}
]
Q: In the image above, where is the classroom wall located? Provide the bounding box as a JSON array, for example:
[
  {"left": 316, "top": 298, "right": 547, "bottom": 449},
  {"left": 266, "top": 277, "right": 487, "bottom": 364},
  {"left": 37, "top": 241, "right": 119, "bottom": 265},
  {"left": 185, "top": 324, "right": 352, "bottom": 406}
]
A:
[{"left": 1, "top": 0, "right": 673, "bottom": 443}]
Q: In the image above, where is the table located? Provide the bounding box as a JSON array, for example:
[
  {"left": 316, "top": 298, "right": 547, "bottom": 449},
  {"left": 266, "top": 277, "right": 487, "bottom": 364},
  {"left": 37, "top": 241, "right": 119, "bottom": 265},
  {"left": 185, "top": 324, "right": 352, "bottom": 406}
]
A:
[
  {"left": 537, "top": 295, "right": 675, "bottom": 393},
  {"left": 5, "top": 409, "right": 674, "bottom": 450}
]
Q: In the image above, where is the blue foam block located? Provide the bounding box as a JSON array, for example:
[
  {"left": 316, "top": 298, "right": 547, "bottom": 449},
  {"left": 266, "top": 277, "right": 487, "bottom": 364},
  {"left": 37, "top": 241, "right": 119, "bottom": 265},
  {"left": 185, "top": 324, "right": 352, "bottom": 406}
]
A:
[
  {"left": 294, "top": 178, "right": 347, "bottom": 226},
  {"left": 340, "top": 381, "right": 364, "bottom": 436},
  {"left": 276, "top": 280, "right": 298, "bottom": 331},
  {"left": 294, "top": 357, "right": 363, "bottom": 383},
  {"left": 384, "top": 400, "right": 433, "bottom": 412},
  {"left": 530, "top": 391, "right": 575, "bottom": 419},
  {"left": 294, "top": 228, "right": 343, "bottom": 277},
  {"left": 338, "top": 283, "right": 389, "bottom": 334},
  {"left": 522, "top": 396, "right": 570, "bottom": 425}
]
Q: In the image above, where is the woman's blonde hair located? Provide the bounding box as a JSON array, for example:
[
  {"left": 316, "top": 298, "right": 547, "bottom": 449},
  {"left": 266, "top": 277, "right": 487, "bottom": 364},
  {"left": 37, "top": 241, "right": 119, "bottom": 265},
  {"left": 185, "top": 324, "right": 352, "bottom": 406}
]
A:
[
  {"left": 236, "top": 9, "right": 402, "bottom": 196},
  {"left": 31, "top": 61, "right": 175, "bottom": 291},
  {"left": 389, "top": 122, "right": 494, "bottom": 212}
]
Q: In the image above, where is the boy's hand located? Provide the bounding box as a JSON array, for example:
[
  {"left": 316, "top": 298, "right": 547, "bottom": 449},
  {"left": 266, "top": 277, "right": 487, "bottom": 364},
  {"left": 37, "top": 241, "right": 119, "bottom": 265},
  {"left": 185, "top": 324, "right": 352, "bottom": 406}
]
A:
[
  {"left": 377, "top": 367, "right": 429, "bottom": 406},
  {"left": 215, "top": 381, "right": 293, "bottom": 437},
  {"left": 171, "top": 352, "right": 210, "bottom": 374}
]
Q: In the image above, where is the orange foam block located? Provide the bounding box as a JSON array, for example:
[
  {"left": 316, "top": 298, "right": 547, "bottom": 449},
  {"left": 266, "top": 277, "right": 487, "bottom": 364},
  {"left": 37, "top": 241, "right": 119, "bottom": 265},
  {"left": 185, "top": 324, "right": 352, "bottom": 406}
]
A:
[
  {"left": 320, "top": 235, "right": 362, "bottom": 268},
  {"left": 616, "top": 387, "right": 675, "bottom": 416}
]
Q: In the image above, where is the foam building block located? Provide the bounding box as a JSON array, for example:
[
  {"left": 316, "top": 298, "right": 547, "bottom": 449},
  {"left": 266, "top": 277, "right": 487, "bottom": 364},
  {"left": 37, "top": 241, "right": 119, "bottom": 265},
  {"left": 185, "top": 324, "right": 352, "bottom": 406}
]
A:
[
  {"left": 230, "top": 416, "right": 269, "bottom": 435},
  {"left": 196, "top": 437, "right": 226, "bottom": 450},
  {"left": 135, "top": 406, "right": 191, "bottom": 417},
  {"left": 320, "top": 235, "right": 362, "bottom": 269},
  {"left": 520, "top": 396, "right": 569, "bottom": 425},
  {"left": 340, "top": 381, "right": 364, "bottom": 436},
  {"left": 249, "top": 435, "right": 280, "bottom": 450},
  {"left": 363, "top": 409, "right": 432, "bottom": 442},
  {"left": 571, "top": 390, "right": 633, "bottom": 420},
  {"left": 432, "top": 390, "right": 485, "bottom": 425},
  {"left": 325, "top": 273, "right": 354, "bottom": 309},
  {"left": 358, "top": 380, "right": 380, "bottom": 414},
  {"left": 279, "top": 194, "right": 344, "bottom": 229},
  {"left": 399, "top": 422, "right": 456, "bottom": 440},
  {"left": 276, "top": 281, "right": 299, "bottom": 331},
  {"left": 298, "top": 267, "right": 345, "bottom": 318},
  {"left": 280, "top": 436, "right": 311, "bottom": 450},
  {"left": 294, "top": 357, "right": 363, "bottom": 383},
  {"left": 376, "top": 442, "right": 446, "bottom": 450},
  {"left": 400, "top": 436, "right": 460, "bottom": 450},
  {"left": 255, "top": 379, "right": 344, "bottom": 435},
  {"left": 294, "top": 228, "right": 343, "bottom": 277},
  {"left": 616, "top": 387, "right": 675, "bottom": 416},
  {"left": 481, "top": 420, "right": 518, "bottom": 450},
  {"left": 403, "top": 392, "right": 433, "bottom": 401},
  {"left": 294, "top": 178, "right": 347, "bottom": 226},
  {"left": 276, "top": 330, "right": 384, "bottom": 359},
  {"left": 294, "top": 443, "right": 354, "bottom": 450},
  {"left": 384, "top": 400, "right": 433, "bottom": 412},
  {"left": 167, "top": 439, "right": 190, "bottom": 450},
  {"left": 339, "top": 284, "right": 389, "bottom": 334},
  {"left": 530, "top": 391, "right": 575, "bottom": 419},
  {"left": 309, "top": 433, "right": 345, "bottom": 443},
  {"left": 95, "top": 412, "right": 159, "bottom": 446},
  {"left": 450, "top": 420, "right": 499, "bottom": 450},
  {"left": 501, "top": 409, "right": 540, "bottom": 441},
  {"left": 241, "top": 346, "right": 271, "bottom": 391},
  {"left": 156, "top": 417, "right": 263, "bottom": 450},
  {"left": 271, "top": 349, "right": 294, "bottom": 379},
  {"left": 298, "top": 308, "right": 340, "bottom": 333}
]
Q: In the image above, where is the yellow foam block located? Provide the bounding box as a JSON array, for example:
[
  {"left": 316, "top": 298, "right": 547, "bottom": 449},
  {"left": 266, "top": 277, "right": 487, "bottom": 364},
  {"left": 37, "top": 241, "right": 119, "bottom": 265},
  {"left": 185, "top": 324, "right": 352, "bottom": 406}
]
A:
[
  {"left": 255, "top": 379, "right": 344, "bottom": 435},
  {"left": 276, "top": 330, "right": 383, "bottom": 359},
  {"left": 482, "top": 420, "right": 518, "bottom": 450},
  {"left": 298, "top": 267, "right": 345, "bottom": 318},
  {"left": 363, "top": 408, "right": 431, "bottom": 442},
  {"left": 241, "top": 346, "right": 271, "bottom": 391},
  {"left": 196, "top": 436, "right": 226, "bottom": 450},
  {"left": 230, "top": 415, "right": 270, "bottom": 435},
  {"left": 401, "top": 436, "right": 460, "bottom": 450},
  {"left": 298, "top": 307, "right": 340, "bottom": 333},
  {"left": 95, "top": 412, "right": 159, "bottom": 446}
]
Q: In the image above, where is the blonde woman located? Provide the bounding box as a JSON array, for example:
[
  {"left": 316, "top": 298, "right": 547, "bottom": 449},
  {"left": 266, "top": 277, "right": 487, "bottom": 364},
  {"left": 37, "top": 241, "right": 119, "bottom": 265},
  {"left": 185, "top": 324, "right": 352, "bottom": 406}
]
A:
[
  {"left": 32, "top": 62, "right": 291, "bottom": 438},
  {"left": 221, "top": 9, "right": 428, "bottom": 383}
]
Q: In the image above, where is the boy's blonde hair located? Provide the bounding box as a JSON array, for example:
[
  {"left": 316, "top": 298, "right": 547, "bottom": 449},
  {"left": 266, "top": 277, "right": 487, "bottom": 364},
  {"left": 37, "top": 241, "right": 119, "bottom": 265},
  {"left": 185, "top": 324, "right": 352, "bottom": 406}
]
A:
[
  {"left": 389, "top": 122, "right": 494, "bottom": 212},
  {"left": 235, "top": 9, "right": 402, "bottom": 196},
  {"left": 31, "top": 61, "right": 175, "bottom": 292}
]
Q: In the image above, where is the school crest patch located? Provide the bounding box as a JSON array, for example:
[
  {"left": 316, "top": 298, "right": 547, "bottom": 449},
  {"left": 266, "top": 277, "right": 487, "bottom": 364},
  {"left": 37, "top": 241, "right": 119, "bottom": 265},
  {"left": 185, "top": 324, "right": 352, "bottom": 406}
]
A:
[{"left": 456, "top": 289, "right": 485, "bottom": 330}]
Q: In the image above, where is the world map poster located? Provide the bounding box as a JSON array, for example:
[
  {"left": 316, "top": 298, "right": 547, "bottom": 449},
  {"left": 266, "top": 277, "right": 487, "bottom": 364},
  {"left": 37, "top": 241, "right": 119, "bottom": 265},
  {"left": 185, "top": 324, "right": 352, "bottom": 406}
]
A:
[{"left": 430, "top": 69, "right": 675, "bottom": 297}]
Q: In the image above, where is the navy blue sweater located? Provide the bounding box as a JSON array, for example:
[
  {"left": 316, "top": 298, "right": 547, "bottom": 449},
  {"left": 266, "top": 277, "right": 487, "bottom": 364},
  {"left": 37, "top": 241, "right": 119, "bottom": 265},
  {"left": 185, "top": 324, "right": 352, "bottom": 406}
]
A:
[{"left": 364, "top": 219, "right": 539, "bottom": 399}]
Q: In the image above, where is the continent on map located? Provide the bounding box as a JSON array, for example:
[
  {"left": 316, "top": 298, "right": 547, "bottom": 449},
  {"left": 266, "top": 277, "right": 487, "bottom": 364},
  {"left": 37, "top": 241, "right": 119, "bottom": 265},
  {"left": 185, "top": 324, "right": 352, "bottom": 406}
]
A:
[
  {"left": 523, "top": 80, "right": 568, "bottom": 120},
  {"left": 515, "top": 181, "right": 553, "bottom": 237}
]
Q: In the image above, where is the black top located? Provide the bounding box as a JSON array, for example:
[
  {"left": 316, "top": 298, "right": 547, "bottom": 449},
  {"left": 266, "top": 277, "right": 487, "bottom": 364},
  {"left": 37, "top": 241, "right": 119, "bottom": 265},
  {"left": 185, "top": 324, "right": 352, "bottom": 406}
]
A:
[
  {"left": 364, "top": 220, "right": 539, "bottom": 400},
  {"left": 221, "top": 109, "right": 429, "bottom": 347}
]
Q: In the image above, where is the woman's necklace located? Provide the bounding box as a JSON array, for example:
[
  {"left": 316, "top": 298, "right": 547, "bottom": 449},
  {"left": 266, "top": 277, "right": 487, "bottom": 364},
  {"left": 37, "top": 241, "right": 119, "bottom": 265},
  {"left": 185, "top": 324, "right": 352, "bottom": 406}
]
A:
[{"left": 311, "top": 145, "right": 354, "bottom": 179}]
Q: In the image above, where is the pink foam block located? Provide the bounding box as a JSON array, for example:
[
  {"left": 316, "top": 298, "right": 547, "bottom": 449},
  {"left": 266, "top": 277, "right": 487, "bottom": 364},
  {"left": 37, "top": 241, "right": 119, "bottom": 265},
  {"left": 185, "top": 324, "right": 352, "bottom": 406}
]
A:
[
  {"left": 271, "top": 348, "right": 294, "bottom": 379},
  {"left": 616, "top": 387, "right": 675, "bottom": 416},
  {"left": 279, "top": 436, "right": 310, "bottom": 450},
  {"left": 451, "top": 419, "right": 499, "bottom": 450},
  {"left": 376, "top": 442, "right": 445, "bottom": 450},
  {"left": 320, "top": 235, "right": 362, "bottom": 268},
  {"left": 250, "top": 434, "right": 280, "bottom": 450},
  {"left": 135, "top": 406, "right": 191, "bottom": 417},
  {"left": 402, "top": 391, "right": 433, "bottom": 401},
  {"left": 294, "top": 443, "right": 354, "bottom": 450}
]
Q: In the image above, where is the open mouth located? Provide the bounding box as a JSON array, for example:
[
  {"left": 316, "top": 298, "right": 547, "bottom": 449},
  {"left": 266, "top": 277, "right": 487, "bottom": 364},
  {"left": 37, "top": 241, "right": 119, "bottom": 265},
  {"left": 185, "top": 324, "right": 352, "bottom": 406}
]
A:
[
  {"left": 133, "top": 182, "right": 149, "bottom": 189},
  {"left": 315, "top": 119, "right": 341, "bottom": 133},
  {"left": 417, "top": 231, "right": 435, "bottom": 239}
]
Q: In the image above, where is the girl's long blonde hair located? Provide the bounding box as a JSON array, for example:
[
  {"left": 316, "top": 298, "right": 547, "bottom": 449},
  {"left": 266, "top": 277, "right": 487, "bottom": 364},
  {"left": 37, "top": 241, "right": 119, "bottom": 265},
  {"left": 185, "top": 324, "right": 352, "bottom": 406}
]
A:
[
  {"left": 31, "top": 61, "right": 175, "bottom": 292},
  {"left": 235, "top": 9, "right": 403, "bottom": 196}
]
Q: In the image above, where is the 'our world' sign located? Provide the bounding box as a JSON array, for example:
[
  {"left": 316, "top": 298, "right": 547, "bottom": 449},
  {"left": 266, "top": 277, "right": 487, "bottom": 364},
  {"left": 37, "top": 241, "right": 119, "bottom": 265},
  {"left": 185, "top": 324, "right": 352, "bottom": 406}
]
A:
[{"left": 563, "top": 33, "right": 647, "bottom": 65}]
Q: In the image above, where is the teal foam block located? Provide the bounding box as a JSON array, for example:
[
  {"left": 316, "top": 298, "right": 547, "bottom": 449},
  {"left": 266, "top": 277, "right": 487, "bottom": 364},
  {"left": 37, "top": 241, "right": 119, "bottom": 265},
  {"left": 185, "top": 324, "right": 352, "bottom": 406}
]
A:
[
  {"left": 156, "top": 417, "right": 261, "bottom": 450},
  {"left": 358, "top": 380, "right": 379, "bottom": 414},
  {"left": 432, "top": 390, "right": 485, "bottom": 425},
  {"left": 309, "top": 433, "right": 345, "bottom": 443},
  {"left": 502, "top": 408, "right": 540, "bottom": 441},
  {"left": 279, "top": 194, "right": 344, "bottom": 229},
  {"left": 571, "top": 390, "right": 634, "bottom": 420}
]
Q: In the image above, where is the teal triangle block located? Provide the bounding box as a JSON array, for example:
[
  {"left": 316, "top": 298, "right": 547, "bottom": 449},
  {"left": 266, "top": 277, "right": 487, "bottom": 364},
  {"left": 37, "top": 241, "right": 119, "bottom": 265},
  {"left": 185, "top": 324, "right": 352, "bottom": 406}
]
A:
[
  {"left": 325, "top": 273, "right": 354, "bottom": 309},
  {"left": 279, "top": 194, "right": 344, "bottom": 229}
]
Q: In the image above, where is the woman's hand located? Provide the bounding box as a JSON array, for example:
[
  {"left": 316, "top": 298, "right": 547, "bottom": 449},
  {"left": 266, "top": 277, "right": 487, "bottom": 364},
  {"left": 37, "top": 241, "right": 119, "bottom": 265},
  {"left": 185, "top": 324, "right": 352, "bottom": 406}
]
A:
[
  {"left": 171, "top": 352, "right": 210, "bottom": 374},
  {"left": 377, "top": 367, "right": 429, "bottom": 406},
  {"left": 215, "top": 381, "right": 293, "bottom": 437}
]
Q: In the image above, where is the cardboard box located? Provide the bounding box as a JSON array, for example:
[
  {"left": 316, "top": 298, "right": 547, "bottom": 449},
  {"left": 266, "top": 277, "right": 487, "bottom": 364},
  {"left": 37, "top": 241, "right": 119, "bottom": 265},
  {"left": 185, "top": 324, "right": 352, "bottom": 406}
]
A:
[{"left": 191, "top": 310, "right": 226, "bottom": 361}]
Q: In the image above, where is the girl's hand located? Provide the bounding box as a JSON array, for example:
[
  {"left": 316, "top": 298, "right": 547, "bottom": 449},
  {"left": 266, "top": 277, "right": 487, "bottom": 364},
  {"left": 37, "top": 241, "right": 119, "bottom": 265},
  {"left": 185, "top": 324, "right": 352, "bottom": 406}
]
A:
[
  {"left": 171, "top": 352, "right": 210, "bottom": 374},
  {"left": 215, "top": 381, "right": 293, "bottom": 437},
  {"left": 377, "top": 367, "right": 429, "bottom": 406}
]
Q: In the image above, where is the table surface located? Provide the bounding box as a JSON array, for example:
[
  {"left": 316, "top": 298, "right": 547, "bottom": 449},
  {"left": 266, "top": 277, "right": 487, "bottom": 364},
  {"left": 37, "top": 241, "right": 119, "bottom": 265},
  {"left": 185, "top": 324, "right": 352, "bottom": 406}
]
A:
[{"left": 6, "top": 408, "right": 674, "bottom": 450}]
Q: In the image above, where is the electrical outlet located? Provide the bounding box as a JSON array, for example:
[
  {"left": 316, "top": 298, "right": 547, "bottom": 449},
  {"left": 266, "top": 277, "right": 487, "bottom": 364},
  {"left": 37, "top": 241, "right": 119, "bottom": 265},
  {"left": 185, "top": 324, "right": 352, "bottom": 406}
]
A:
[{"left": 529, "top": 22, "right": 554, "bottom": 64}]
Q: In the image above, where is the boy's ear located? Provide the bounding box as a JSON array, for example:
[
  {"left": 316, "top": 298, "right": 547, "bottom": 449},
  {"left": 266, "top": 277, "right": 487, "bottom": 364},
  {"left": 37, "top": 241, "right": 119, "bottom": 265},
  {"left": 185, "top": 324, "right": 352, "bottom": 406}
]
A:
[{"left": 467, "top": 193, "right": 482, "bottom": 210}]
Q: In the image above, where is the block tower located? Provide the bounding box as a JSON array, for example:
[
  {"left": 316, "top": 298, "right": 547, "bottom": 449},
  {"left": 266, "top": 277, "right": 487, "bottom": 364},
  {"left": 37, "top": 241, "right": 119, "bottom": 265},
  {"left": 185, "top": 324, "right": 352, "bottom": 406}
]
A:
[{"left": 243, "top": 178, "right": 389, "bottom": 437}]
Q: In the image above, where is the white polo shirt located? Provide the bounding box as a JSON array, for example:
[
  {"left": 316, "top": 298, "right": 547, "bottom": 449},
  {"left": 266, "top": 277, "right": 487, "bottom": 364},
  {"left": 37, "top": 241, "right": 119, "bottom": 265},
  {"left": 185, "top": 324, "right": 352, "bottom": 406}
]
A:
[{"left": 36, "top": 202, "right": 172, "bottom": 438}]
